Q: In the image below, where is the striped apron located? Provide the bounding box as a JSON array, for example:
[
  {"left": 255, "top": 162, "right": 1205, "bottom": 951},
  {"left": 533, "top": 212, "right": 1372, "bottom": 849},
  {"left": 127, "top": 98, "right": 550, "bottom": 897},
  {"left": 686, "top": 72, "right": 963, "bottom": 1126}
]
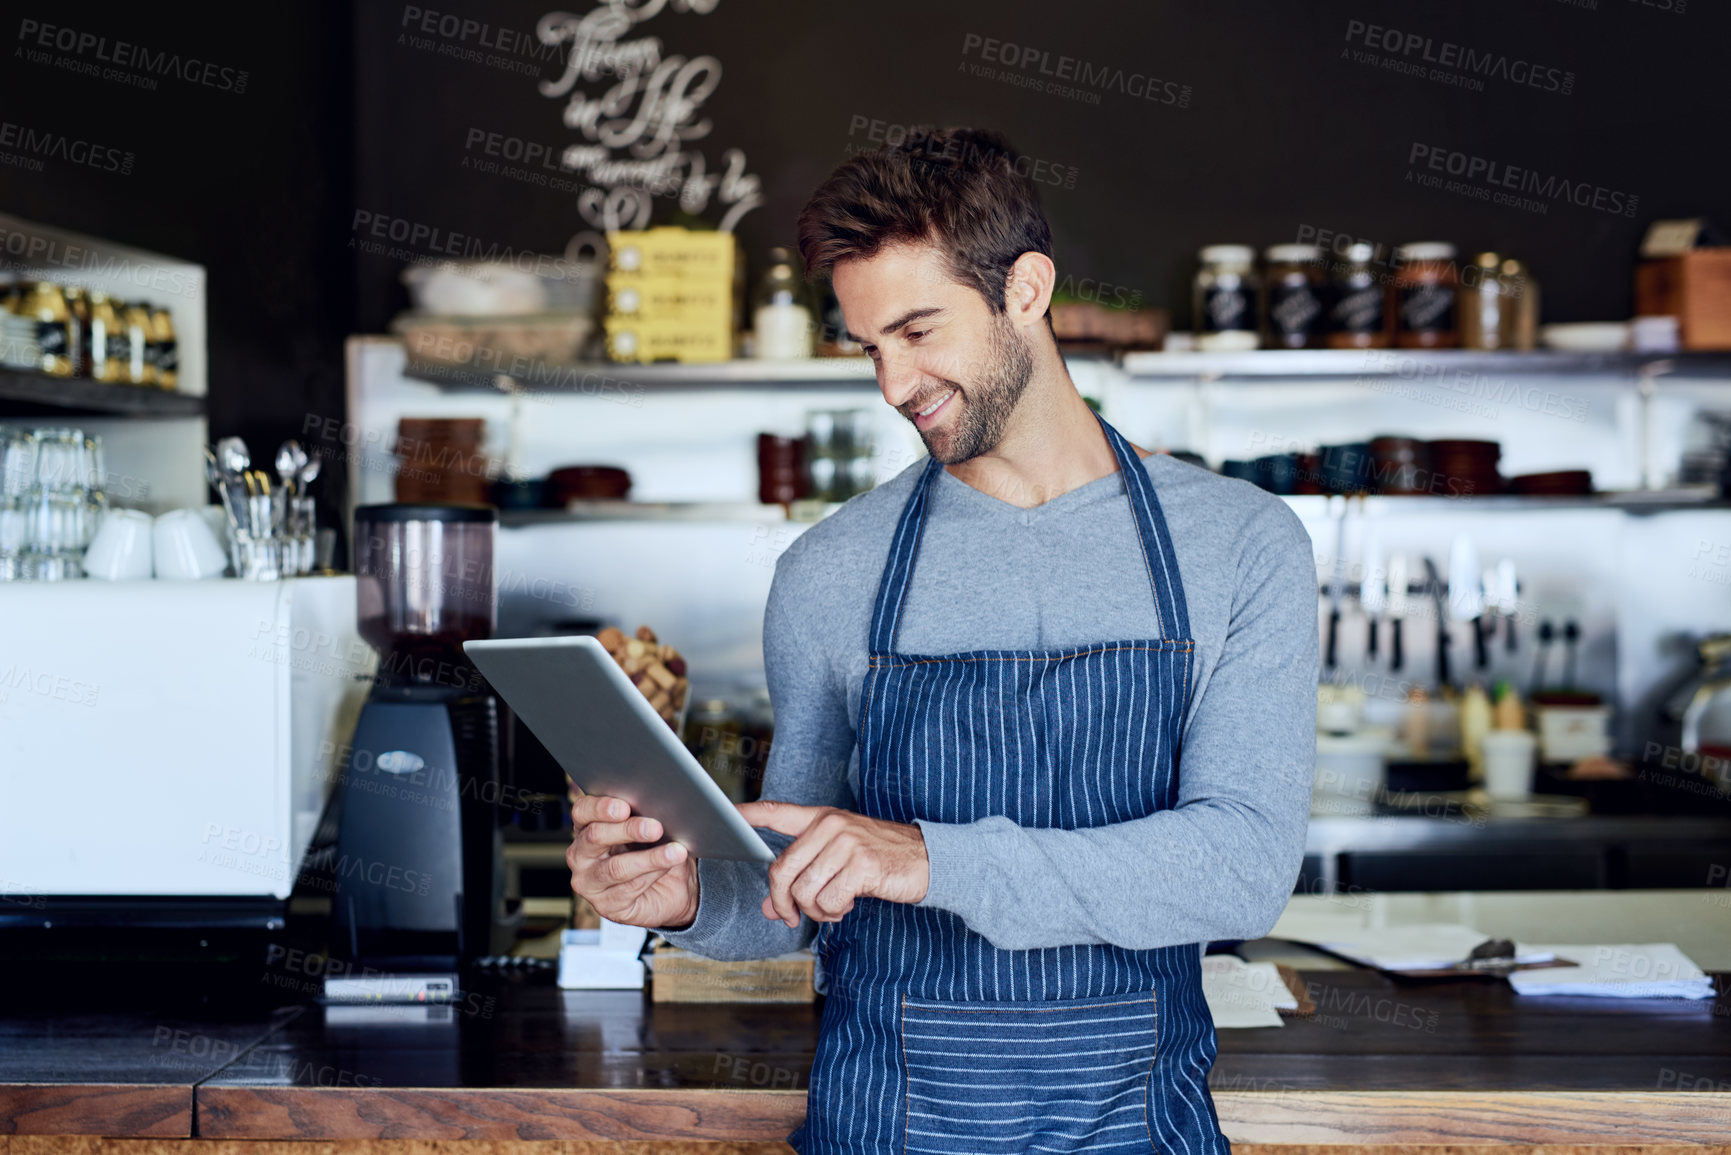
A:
[{"left": 788, "top": 412, "right": 1229, "bottom": 1155}]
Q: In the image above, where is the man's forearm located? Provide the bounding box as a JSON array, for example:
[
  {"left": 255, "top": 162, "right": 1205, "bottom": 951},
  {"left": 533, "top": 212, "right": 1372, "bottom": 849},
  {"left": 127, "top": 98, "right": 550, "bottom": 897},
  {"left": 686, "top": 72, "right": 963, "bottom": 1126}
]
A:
[{"left": 912, "top": 799, "right": 1305, "bottom": 952}]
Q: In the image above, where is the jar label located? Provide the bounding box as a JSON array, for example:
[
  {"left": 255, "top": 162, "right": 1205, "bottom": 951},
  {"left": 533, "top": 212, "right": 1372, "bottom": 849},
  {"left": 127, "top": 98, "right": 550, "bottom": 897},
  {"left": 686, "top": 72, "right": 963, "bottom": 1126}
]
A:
[
  {"left": 1201, "top": 286, "right": 1252, "bottom": 332},
  {"left": 1330, "top": 286, "right": 1385, "bottom": 334},
  {"left": 1399, "top": 283, "right": 1456, "bottom": 334},
  {"left": 36, "top": 321, "right": 68, "bottom": 357},
  {"left": 1269, "top": 283, "right": 1323, "bottom": 339}
]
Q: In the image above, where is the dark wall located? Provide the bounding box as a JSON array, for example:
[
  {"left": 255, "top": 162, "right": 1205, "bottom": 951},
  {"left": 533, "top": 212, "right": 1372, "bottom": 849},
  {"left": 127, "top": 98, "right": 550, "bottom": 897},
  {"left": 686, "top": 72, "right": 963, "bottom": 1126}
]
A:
[
  {"left": 4, "top": 0, "right": 1725, "bottom": 496},
  {"left": 0, "top": 1, "right": 355, "bottom": 532},
  {"left": 352, "top": 0, "right": 1730, "bottom": 330}
]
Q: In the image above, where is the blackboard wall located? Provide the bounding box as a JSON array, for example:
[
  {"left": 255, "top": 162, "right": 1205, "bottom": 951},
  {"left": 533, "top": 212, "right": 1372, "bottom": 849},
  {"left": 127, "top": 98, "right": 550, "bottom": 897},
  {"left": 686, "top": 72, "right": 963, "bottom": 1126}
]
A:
[
  {"left": 0, "top": 0, "right": 356, "bottom": 524},
  {"left": 352, "top": 0, "right": 1730, "bottom": 330},
  {"left": 2, "top": 0, "right": 1726, "bottom": 507}
]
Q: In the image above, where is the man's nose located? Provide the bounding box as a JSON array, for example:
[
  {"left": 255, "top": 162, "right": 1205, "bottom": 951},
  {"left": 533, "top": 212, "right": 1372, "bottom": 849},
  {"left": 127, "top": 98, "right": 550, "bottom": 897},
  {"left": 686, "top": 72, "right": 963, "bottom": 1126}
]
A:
[{"left": 876, "top": 349, "right": 924, "bottom": 411}]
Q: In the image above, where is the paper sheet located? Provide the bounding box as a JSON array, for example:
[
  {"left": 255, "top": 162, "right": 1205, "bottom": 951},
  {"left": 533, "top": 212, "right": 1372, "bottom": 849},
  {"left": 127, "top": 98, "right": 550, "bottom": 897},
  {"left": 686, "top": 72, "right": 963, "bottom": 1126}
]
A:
[
  {"left": 1507, "top": 943, "right": 1715, "bottom": 999},
  {"left": 1201, "top": 955, "right": 1292, "bottom": 1028}
]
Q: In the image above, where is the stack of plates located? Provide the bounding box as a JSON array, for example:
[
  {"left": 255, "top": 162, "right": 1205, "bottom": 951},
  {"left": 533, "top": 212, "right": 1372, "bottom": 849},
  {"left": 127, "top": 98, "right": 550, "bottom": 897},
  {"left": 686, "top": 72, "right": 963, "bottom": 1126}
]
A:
[
  {"left": 1427, "top": 438, "right": 1502, "bottom": 496},
  {"left": 1506, "top": 470, "right": 1594, "bottom": 497}
]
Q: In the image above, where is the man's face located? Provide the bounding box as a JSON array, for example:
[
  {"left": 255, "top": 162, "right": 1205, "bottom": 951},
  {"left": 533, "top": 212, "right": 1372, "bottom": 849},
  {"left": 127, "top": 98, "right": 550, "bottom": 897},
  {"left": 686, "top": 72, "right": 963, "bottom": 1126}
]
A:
[{"left": 833, "top": 241, "right": 1034, "bottom": 465}]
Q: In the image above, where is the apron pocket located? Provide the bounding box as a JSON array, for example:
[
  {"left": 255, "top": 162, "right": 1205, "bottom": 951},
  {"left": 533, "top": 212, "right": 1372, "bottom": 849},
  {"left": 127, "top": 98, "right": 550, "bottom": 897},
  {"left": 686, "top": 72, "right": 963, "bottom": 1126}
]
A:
[{"left": 899, "top": 989, "right": 1159, "bottom": 1154}]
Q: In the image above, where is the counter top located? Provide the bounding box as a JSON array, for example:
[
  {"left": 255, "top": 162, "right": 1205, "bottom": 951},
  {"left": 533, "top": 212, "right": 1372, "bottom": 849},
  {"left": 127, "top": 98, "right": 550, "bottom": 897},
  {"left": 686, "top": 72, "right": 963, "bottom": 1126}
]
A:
[{"left": 4, "top": 967, "right": 1729, "bottom": 1145}]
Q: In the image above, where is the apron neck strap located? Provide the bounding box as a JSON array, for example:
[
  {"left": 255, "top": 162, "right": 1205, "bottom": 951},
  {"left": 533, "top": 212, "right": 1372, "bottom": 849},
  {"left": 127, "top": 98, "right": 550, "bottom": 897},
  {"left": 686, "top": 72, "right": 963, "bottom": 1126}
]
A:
[{"left": 868, "top": 410, "right": 1192, "bottom": 653}]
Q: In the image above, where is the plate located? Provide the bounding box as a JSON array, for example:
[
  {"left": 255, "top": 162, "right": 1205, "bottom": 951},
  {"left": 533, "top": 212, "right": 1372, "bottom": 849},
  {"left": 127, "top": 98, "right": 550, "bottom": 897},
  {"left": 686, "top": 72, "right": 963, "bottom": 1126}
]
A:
[{"left": 1539, "top": 322, "right": 1630, "bottom": 352}]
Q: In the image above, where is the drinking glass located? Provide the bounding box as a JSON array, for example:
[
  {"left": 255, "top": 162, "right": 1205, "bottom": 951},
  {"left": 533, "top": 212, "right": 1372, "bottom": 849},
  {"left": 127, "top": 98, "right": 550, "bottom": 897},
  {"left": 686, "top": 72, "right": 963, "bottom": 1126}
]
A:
[
  {"left": 22, "top": 427, "right": 98, "bottom": 581},
  {"left": 0, "top": 428, "right": 31, "bottom": 581}
]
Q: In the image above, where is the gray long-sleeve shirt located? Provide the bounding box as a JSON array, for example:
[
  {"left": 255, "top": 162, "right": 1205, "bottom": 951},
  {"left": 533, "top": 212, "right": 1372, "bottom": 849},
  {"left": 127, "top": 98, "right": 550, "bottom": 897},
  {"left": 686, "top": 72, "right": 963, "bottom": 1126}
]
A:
[{"left": 658, "top": 450, "right": 1319, "bottom": 968}]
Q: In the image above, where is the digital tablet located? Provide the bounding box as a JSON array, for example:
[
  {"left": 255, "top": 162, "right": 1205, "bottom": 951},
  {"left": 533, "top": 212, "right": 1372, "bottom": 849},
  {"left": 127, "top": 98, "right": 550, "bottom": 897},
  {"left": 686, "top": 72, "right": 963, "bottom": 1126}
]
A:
[{"left": 463, "top": 636, "right": 776, "bottom": 863}]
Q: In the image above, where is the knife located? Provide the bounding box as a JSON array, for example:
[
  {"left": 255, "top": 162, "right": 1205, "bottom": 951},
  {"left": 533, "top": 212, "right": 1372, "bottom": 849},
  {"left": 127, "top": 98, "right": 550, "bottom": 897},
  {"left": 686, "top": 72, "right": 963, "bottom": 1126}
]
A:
[
  {"left": 1361, "top": 532, "right": 1386, "bottom": 663},
  {"left": 1482, "top": 565, "right": 1500, "bottom": 658},
  {"left": 1449, "top": 533, "right": 1487, "bottom": 673},
  {"left": 1324, "top": 496, "right": 1347, "bottom": 671},
  {"left": 1423, "top": 554, "right": 1449, "bottom": 688},
  {"left": 1497, "top": 559, "right": 1519, "bottom": 653},
  {"left": 1386, "top": 551, "right": 1408, "bottom": 673}
]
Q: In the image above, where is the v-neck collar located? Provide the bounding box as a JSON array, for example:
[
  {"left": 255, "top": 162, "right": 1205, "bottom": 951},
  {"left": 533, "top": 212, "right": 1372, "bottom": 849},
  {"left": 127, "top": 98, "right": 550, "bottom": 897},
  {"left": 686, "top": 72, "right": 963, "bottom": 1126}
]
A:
[{"left": 931, "top": 458, "right": 1132, "bottom": 525}]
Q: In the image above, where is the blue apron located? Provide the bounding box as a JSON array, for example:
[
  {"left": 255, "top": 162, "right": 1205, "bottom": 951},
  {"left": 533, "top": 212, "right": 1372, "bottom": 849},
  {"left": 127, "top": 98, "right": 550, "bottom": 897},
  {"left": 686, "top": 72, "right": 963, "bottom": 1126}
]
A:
[{"left": 789, "top": 412, "right": 1230, "bottom": 1155}]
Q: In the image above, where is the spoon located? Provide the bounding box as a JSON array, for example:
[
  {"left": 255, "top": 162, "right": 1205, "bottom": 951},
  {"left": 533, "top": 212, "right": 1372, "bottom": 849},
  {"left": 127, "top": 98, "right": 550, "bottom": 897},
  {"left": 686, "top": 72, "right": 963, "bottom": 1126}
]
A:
[
  {"left": 204, "top": 447, "right": 242, "bottom": 533},
  {"left": 275, "top": 440, "right": 307, "bottom": 500},
  {"left": 216, "top": 436, "right": 250, "bottom": 482},
  {"left": 298, "top": 452, "right": 321, "bottom": 491}
]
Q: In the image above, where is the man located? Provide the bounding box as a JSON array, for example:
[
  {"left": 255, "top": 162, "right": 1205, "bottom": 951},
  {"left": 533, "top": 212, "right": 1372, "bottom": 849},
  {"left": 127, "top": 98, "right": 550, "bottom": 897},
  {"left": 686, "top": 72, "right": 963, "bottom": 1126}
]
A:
[{"left": 568, "top": 126, "right": 1317, "bottom": 1154}]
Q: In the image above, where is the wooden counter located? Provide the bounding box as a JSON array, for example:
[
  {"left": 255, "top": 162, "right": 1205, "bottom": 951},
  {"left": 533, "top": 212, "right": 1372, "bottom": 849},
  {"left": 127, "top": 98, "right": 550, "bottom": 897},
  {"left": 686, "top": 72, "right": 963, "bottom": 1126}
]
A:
[{"left": 3, "top": 969, "right": 1729, "bottom": 1151}]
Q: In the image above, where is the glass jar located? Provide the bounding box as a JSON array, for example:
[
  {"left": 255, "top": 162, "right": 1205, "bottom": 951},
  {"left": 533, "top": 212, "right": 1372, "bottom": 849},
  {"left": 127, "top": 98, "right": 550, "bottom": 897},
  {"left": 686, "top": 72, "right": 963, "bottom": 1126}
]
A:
[
  {"left": 1392, "top": 242, "right": 1459, "bottom": 349},
  {"left": 62, "top": 286, "right": 90, "bottom": 378},
  {"left": 1261, "top": 244, "right": 1326, "bottom": 349},
  {"left": 17, "top": 282, "right": 74, "bottom": 377},
  {"left": 1193, "top": 245, "right": 1259, "bottom": 352},
  {"left": 148, "top": 304, "right": 179, "bottom": 389},
  {"left": 121, "top": 300, "right": 154, "bottom": 384},
  {"left": 683, "top": 698, "right": 749, "bottom": 802},
  {"left": 752, "top": 246, "right": 815, "bottom": 361},
  {"left": 1501, "top": 258, "right": 1539, "bottom": 352},
  {"left": 1324, "top": 242, "right": 1391, "bottom": 349},
  {"left": 87, "top": 293, "right": 125, "bottom": 383},
  {"left": 1459, "top": 251, "right": 1507, "bottom": 350}
]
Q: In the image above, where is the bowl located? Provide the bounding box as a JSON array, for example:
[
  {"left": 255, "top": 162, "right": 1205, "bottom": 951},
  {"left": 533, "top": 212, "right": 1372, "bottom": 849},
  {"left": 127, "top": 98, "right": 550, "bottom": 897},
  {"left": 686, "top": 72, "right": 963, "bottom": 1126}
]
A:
[{"left": 1540, "top": 322, "right": 1630, "bottom": 352}]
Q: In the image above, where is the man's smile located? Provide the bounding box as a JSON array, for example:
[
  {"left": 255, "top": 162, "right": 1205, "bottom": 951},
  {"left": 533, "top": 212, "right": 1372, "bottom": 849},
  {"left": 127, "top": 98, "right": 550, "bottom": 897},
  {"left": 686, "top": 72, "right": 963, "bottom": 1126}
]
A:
[{"left": 911, "top": 388, "right": 958, "bottom": 431}]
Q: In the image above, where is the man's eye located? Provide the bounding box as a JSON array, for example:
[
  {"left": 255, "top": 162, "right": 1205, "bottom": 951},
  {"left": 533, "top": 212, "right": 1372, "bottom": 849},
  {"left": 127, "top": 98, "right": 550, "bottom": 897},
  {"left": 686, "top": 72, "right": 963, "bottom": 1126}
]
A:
[{"left": 907, "top": 330, "right": 929, "bottom": 341}]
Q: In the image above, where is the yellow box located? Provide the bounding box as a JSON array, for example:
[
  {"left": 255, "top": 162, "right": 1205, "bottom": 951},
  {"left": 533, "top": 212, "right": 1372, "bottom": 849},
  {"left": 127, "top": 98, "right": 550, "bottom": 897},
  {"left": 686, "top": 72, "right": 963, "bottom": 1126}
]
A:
[
  {"left": 606, "top": 228, "right": 740, "bottom": 280},
  {"left": 603, "top": 315, "right": 733, "bottom": 363},
  {"left": 605, "top": 277, "right": 733, "bottom": 319}
]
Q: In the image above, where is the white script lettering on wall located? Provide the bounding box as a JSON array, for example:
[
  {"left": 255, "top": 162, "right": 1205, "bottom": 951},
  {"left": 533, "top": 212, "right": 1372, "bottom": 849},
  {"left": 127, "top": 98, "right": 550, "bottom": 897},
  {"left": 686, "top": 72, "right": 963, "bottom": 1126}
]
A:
[{"left": 537, "top": 0, "right": 763, "bottom": 232}]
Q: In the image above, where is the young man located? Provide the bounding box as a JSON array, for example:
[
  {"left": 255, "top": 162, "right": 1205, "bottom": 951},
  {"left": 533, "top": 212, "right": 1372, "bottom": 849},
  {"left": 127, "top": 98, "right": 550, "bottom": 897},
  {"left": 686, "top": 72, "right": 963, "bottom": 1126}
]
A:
[{"left": 568, "top": 126, "right": 1318, "bottom": 1154}]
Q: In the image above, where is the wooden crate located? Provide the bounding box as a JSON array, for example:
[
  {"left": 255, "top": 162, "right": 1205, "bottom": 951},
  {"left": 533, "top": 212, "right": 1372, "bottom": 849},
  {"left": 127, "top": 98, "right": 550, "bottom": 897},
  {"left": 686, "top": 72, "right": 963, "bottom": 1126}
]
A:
[{"left": 648, "top": 945, "right": 815, "bottom": 1003}]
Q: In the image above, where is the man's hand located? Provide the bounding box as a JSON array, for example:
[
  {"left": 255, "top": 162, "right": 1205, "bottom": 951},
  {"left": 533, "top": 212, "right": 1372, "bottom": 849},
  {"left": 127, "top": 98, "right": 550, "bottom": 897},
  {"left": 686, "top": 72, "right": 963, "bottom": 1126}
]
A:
[
  {"left": 567, "top": 791, "right": 699, "bottom": 930},
  {"left": 737, "top": 800, "right": 928, "bottom": 927}
]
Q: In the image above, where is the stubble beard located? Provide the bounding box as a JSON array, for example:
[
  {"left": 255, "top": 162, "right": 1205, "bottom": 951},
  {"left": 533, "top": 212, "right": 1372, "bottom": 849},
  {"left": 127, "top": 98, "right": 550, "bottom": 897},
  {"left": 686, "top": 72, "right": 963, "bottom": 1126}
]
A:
[{"left": 911, "top": 313, "right": 1035, "bottom": 465}]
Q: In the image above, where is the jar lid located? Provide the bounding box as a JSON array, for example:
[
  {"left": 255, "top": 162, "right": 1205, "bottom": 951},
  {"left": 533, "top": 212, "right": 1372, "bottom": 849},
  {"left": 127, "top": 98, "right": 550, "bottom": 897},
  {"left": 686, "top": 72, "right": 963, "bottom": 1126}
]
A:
[
  {"left": 1199, "top": 244, "right": 1255, "bottom": 265},
  {"left": 1264, "top": 244, "right": 1321, "bottom": 263},
  {"left": 1397, "top": 241, "right": 1457, "bottom": 262}
]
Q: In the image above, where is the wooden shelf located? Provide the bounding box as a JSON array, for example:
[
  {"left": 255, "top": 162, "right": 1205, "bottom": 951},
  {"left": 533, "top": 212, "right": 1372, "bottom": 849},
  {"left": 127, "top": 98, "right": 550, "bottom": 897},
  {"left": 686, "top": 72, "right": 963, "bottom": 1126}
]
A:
[{"left": 0, "top": 368, "right": 205, "bottom": 418}]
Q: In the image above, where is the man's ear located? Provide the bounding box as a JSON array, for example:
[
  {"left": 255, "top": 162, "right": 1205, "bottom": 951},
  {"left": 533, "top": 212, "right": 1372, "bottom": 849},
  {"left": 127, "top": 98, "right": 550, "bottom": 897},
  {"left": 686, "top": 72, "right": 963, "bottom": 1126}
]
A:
[{"left": 1003, "top": 251, "right": 1056, "bottom": 329}]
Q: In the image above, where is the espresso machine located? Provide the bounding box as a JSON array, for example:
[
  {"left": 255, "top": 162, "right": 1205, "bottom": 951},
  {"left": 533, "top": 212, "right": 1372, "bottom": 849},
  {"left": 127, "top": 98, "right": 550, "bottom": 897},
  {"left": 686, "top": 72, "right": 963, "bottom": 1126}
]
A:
[{"left": 331, "top": 504, "right": 521, "bottom": 980}]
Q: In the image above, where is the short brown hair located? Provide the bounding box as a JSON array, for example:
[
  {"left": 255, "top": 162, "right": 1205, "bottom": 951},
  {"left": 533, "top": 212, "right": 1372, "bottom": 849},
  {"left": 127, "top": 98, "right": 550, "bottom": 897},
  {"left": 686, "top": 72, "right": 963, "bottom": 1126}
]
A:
[{"left": 796, "top": 126, "right": 1054, "bottom": 319}]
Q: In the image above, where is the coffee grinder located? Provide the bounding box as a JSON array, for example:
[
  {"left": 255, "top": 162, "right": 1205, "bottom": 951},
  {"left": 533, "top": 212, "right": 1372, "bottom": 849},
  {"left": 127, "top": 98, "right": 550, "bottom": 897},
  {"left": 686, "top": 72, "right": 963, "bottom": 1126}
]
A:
[{"left": 331, "top": 504, "right": 521, "bottom": 983}]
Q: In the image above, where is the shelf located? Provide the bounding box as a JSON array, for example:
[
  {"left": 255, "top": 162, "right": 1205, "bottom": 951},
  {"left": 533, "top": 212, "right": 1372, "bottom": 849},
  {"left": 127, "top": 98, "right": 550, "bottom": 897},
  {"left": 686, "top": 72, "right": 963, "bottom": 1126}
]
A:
[
  {"left": 499, "top": 500, "right": 841, "bottom": 526},
  {"left": 1119, "top": 349, "right": 1731, "bottom": 380},
  {"left": 403, "top": 354, "right": 877, "bottom": 392},
  {"left": 492, "top": 491, "right": 1729, "bottom": 526},
  {"left": 0, "top": 368, "right": 205, "bottom": 418},
  {"left": 1280, "top": 489, "right": 1725, "bottom": 515}
]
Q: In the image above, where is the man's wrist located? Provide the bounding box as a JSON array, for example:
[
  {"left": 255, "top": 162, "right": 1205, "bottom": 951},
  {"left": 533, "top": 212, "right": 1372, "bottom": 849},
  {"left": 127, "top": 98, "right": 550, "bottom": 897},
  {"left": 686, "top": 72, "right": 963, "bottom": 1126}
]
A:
[{"left": 658, "top": 871, "right": 701, "bottom": 932}]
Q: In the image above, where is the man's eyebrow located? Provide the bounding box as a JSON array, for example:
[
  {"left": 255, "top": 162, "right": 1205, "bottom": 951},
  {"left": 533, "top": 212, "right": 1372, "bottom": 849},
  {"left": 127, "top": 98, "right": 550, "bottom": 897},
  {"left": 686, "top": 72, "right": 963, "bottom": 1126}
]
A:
[{"left": 849, "top": 306, "right": 946, "bottom": 344}]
